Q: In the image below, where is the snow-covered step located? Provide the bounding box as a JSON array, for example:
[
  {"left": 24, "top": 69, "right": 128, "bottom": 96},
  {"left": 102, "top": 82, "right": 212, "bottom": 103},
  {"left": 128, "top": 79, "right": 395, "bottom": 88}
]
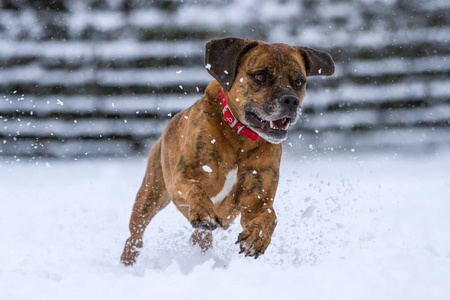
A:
[
  {"left": 294, "top": 127, "right": 450, "bottom": 153},
  {"left": 1, "top": 118, "right": 167, "bottom": 138},
  {"left": 303, "top": 79, "right": 450, "bottom": 111},
  {"left": 348, "top": 56, "right": 450, "bottom": 77},
  {"left": 0, "top": 138, "right": 146, "bottom": 158},
  {"left": 0, "top": 40, "right": 205, "bottom": 62},
  {"left": 300, "top": 105, "right": 450, "bottom": 132},
  {"left": 0, "top": 94, "right": 198, "bottom": 117},
  {"left": 0, "top": 65, "right": 211, "bottom": 86}
]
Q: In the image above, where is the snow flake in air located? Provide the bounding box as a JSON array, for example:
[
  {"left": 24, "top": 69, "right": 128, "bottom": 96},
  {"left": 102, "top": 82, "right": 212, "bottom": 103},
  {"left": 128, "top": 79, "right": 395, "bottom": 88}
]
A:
[{"left": 202, "top": 165, "right": 213, "bottom": 173}]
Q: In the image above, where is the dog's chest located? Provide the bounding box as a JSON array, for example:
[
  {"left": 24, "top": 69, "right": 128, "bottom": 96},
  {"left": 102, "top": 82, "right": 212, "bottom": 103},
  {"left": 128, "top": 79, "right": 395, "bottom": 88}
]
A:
[{"left": 211, "top": 167, "right": 238, "bottom": 204}]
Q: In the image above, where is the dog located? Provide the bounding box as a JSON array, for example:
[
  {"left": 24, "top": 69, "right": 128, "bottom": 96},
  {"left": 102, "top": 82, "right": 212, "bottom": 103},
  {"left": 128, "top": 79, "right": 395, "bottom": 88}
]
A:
[{"left": 120, "top": 37, "right": 334, "bottom": 266}]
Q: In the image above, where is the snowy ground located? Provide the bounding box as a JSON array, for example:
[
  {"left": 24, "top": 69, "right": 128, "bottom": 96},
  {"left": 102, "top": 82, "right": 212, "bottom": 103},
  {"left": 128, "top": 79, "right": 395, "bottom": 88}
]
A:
[{"left": 1, "top": 150, "right": 449, "bottom": 299}]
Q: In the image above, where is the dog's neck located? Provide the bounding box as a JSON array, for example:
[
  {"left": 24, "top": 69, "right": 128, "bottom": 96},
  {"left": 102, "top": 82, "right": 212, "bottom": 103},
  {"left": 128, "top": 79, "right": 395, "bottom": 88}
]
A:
[{"left": 220, "top": 88, "right": 259, "bottom": 141}]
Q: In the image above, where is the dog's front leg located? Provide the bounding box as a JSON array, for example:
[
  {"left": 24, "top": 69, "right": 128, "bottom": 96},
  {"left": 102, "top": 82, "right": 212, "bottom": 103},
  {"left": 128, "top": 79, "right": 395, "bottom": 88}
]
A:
[
  {"left": 235, "top": 168, "right": 279, "bottom": 259},
  {"left": 172, "top": 162, "right": 223, "bottom": 231}
]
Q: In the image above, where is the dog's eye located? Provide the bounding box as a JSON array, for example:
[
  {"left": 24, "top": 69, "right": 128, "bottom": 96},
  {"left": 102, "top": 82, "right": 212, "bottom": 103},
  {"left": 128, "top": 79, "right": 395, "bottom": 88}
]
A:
[
  {"left": 293, "top": 79, "right": 304, "bottom": 88},
  {"left": 254, "top": 73, "right": 266, "bottom": 83}
]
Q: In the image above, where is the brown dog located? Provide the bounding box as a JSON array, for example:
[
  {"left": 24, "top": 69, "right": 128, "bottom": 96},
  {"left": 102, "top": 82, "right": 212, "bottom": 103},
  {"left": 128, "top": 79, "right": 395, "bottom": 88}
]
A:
[{"left": 120, "top": 37, "right": 334, "bottom": 266}]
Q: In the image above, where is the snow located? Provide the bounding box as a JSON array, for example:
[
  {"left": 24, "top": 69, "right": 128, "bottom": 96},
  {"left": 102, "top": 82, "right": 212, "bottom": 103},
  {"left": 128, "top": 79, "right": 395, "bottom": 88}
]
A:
[
  {"left": 1, "top": 118, "right": 166, "bottom": 138},
  {"left": 0, "top": 94, "right": 197, "bottom": 117},
  {"left": 0, "top": 40, "right": 203, "bottom": 59},
  {"left": 1, "top": 152, "right": 449, "bottom": 299},
  {"left": 0, "top": 65, "right": 211, "bottom": 86},
  {"left": 349, "top": 56, "right": 450, "bottom": 77},
  {"left": 202, "top": 165, "right": 213, "bottom": 173}
]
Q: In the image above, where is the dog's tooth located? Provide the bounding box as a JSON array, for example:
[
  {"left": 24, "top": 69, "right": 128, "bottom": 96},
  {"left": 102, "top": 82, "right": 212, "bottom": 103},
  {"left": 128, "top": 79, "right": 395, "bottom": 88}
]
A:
[
  {"left": 285, "top": 122, "right": 290, "bottom": 130},
  {"left": 269, "top": 121, "right": 274, "bottom": 129},
  {"left": 283, "top": 118, "right": 287, "bottom": 123}
]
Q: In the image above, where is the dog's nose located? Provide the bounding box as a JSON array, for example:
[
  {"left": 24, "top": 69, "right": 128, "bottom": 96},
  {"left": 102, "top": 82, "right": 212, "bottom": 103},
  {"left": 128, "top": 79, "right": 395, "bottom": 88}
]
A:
[{"left": 279, "top": 95, "right": 300, "bottom": 110}]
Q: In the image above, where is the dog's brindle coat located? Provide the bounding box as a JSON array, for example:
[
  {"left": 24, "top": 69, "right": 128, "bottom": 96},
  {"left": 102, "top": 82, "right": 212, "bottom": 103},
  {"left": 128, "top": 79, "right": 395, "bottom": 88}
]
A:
[{"left": 121, "top": 37, "right": 334, "bottom": 266}]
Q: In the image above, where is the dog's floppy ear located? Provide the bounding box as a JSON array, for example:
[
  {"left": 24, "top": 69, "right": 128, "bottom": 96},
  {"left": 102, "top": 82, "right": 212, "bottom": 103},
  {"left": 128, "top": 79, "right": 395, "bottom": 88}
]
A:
[
  {"left": 296, "top": 47, "right": 335, "bottom": 76},
  {"left": 205, "top": 37, "right": 258, "bottom": 91}
]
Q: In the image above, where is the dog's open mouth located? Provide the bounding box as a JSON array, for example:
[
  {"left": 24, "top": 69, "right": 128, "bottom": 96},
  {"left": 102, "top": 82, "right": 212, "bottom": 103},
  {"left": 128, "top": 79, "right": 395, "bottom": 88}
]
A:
[{"left": 245, "top": 111, "right": 292, "bottom": 132}]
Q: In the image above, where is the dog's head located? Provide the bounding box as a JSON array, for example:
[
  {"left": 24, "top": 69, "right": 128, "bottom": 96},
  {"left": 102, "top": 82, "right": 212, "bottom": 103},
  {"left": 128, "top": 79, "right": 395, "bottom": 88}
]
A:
[{"left": 205, "top": 37, "right": 334, "bottom": 144}]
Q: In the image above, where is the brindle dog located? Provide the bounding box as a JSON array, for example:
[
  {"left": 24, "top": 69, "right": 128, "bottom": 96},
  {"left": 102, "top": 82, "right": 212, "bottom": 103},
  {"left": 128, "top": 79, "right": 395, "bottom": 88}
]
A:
[{"left": 121, "top": 37, "right": 334, "bottom": 266}]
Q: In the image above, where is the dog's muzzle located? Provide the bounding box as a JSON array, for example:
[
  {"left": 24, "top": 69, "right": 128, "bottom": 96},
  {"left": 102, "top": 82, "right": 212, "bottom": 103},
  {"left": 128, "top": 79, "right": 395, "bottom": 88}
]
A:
[{"left": 244, "top": 96, "right": 301, "bottom": 144}]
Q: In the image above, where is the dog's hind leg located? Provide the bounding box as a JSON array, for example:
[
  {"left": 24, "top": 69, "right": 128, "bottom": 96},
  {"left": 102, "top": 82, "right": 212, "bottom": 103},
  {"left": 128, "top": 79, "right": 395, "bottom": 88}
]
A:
[{"left": 121, "top": 140, "right": 170, "bottom": 266}]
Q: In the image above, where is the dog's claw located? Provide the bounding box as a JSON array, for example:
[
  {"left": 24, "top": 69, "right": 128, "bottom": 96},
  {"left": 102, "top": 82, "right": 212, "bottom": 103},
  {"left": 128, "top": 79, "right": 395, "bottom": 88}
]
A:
[
  {"left": 192, "top": 219, "right": 220, "bottom": 231},
  {"left": 200, "top": 220, "right": 215, "bottom": 230},
  {"left": 191, "top": 220, "right": 200, "bottom": 229},
  {"left": 235, "top": 232, "right": 247, "bottom": 244},
  {"left": 235, "top": 221, "right": 273, "bottom": 259}
]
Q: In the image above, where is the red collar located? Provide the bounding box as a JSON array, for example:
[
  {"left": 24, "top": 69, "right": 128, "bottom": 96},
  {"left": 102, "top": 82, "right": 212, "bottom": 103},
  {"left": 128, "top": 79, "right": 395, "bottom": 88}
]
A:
[{"left": 220, "top": 88, "right": 259, "bottom": 141}]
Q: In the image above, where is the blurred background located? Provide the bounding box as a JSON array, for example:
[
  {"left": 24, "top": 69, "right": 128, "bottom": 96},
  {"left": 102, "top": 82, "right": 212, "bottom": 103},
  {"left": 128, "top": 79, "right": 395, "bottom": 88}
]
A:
[{"left": 0, "top": 0, "right": 449, "bottom": 159}]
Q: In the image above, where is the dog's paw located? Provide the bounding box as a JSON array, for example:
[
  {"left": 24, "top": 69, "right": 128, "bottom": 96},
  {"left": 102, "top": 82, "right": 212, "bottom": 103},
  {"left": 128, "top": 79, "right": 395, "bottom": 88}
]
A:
[
  {"left": 189, "top": 202, "right": 223, "bottom": 231},
  {"left": 120, "top": 238, "right": 143, "bottom": 266},
  {"left": 235, "top": 223, "right": 272, "bottom": 259}
]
